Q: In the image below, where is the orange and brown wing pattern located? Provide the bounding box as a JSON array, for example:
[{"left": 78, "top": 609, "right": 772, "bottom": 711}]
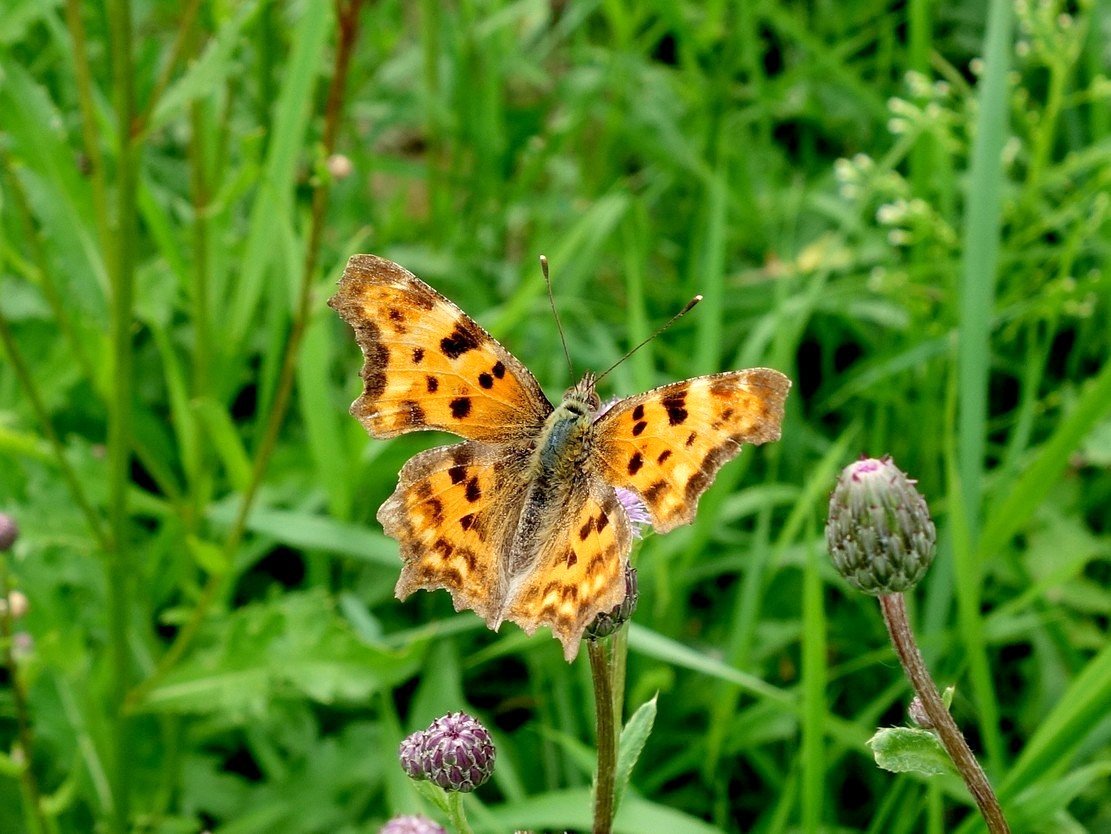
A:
[
  {"left": 380, "top": 441, "right": 531, "bottom": 625},
  {"left": 505, "top": 482, "right": 632, "bottom": 661},
  {"left": 329, "top": 255, "right": 552, "bottom": 442},
  {"left": 592, "top": 368, "right": 789, "bottom": 533}
]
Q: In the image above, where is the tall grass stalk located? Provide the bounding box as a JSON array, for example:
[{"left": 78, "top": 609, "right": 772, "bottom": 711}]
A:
[
  {"left": 954, "top": 0, "right": 1013, "bottom": 771},
  {"left": 105, "top": 0, "right": 139, "bottom": 828}
]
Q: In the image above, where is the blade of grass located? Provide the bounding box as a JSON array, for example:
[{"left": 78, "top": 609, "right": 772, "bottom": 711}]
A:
[
  {"left": 226, "top": 0, "right": 332, "bottom": 348},
  {"left": 954, "top": 0, "right": 1013, "bottom": 771}
]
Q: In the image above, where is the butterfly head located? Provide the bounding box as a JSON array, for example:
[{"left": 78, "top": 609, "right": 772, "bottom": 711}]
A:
[{"left": 560, "top": 372, "right": 601, "bottom": 417}]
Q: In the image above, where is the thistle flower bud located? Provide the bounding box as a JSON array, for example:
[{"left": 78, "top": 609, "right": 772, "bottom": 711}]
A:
[
  {"left": 586, "top": 563, "right": 638, "bottom": 640},
  {"left": 378, "top": 815, "right": 446, "bottom": 834},
  {"left": 0, "top": 514, "right": 18, "bottom": 551},
  {"left": 826, "top": 456, "right": 936, "bottom": 595},
  {"left": 398, "top": 730, "right": 427, "bottom": 781},
  {"left": 421, "top": 712, "right": 495, "bottom": 793}
]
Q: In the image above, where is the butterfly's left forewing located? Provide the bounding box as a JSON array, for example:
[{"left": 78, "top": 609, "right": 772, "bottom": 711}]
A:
[
  {"left": 592, "top": 368, "right": 790, "bottom": 532},
  {"left": 329, "top": 255, "right": 553, "bottom": 442}
]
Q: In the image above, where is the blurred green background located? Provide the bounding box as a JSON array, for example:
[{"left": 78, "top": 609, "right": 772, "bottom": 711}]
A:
[{"left": 1, "top": 0, "right": 1110, "bottom": 832}]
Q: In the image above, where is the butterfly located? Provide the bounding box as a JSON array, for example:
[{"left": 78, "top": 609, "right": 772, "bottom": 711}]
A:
[{"left": 329, "top": 255, "right": 790, "bottom": 661}]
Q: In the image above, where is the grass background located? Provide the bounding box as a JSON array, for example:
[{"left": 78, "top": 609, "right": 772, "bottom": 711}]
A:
[{"left": 1, "top": 0, "right": 1110, "bottom": 832}]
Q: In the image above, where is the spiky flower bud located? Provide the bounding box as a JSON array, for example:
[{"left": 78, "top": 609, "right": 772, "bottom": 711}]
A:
[
  {"left": 826, "top": 456, "right": 936, "bottom": 595},
  {"left": 421, "top": 712, "right": 495, "bottom": 793},
  {"left": 0, "top": 514, "right": 18, "bottom": 551},
  {"left": 398, "top": 730, "right": 427, "bottom": 780},
  {"left": 378, "top": 815, "right": 446, "bottom": 834},
  {"left": 586, "top": 563, "right": 639, "bottom": 640}
]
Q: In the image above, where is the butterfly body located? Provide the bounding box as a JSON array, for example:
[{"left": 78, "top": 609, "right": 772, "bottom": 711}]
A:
[{"left": 330, "top": 254, "right": 790, "bottom": 660}]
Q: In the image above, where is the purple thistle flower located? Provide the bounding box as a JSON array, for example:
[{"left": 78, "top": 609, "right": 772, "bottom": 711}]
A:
[
  {"left": 398, "top": 730, "right": 427, "bottom": 781},
  {"left": 421, "top": 712, "right": 496, "bottom": 793},
  {"left": 615, "top": 487, "right": 651, "bottom": 536},
  {"left": 378, "top": 815, "right": 446, "bottom": 834}
]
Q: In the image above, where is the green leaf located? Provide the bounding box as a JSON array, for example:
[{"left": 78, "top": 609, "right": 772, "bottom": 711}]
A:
[
  {"left": 206, "top": 504, "right": 399, "bottom": 567},
  {"left": 138, "top": 591, "right": 420, "bottom": 717},
  {"left": 481, "top": 787, "right": 728, "bottom": 834},
  {"left": 613, "top": 694, "right": 657, "bottom": 811},
  {"left": 193, "top": 397, "right": 252, "bottom": 491},
  {"left": 185, "top": 535, "right": 229, "bottom": 576},
  {"left": 867, "top": 727, "right": 953, "bottom": 776}
]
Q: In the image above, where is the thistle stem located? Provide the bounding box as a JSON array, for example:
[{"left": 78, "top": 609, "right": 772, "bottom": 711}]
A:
[
  {"left": 445, "top": 791, "right": 474, "bottom": 834},
  {"left": 879, "top": 593, "right": 1009, "bottom": 833},
  {"left": 588, "top": 639, "right": 617, "bottom": 834}
]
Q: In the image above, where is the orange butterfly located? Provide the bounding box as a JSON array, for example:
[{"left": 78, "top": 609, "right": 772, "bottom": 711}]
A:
[{"left": 330, "top": 255, "right": 790, "bottom": 660}]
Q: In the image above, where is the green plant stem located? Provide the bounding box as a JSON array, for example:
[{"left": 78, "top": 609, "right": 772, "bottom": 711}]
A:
[
  {"left": 446, "top": 791, "right": 474, "bottom": 834},
  {"left": 125, "top": 0, "right": 365, "bottom": 710},
  {"left": 0, "top": 560, "right": 51, "bottom": 834},
  {"left": 879, "top": 593, "right": 1009, "bottom": 834},
  {"left": 106, "top": 0, "right": 138, "bottom": 829},
  {"left": 589, "top": 639, "right": 617, "bottom": 834}
]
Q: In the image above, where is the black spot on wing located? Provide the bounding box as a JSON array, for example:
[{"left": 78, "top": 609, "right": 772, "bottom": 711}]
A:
[
  {"left": 450, "top": 397, "right": 472, "bottom": 418},
  {"left": 465, "top": 477, "right": 482, "bottom": 502},
  {"left": 492, "top": 361, "right": 506, "bottom": 379},
  {"left": 632, "top": 420, "right": 647, "bottom": 436},
  {"left": 426, "top": 376, "right": 439, "bottom": 393},
  {"left": 412, "top": 347, "right": 424, "bottom": 364},
  {"left": 662, "top": 389, "right": 688, "bottom": 425},
  {"left": 632, "top": 404, "right": 645, "bottom": 420},
  {"left": 478, "top": 372, "right": 494, "bottom": 389},
  {"left": 657, "top": 449, "right": 672, "bottom": 464},
  {"left": 628, "top": 451, "right": 644, "bottom": 475},
  {"left": 460, "top": 513, "right": 476, "bottom": 531},
  {"left": 579, "top": 517, "right": 593, "bottom": 540},
  {"left": 440, "top": 321, "right": 481, "bottom": 359}
]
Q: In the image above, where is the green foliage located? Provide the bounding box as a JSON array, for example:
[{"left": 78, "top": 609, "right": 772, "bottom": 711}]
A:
[
  {"left": 1, "top": 0, "right": 1110, "bottom": 832},
  {"left": 612, "top": 694, "right": 656, "bottom": 812},
  {"left": 868, "top": 727, "right": 952, "bottom": 777}
]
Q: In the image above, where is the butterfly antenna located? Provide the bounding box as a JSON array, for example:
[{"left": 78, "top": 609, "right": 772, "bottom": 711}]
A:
[
  {"left": 595, "top": 294, "right": 702, "bottom": 384},
  {"left": 541, "top": 255, "right": 575, "bottom": 377}
]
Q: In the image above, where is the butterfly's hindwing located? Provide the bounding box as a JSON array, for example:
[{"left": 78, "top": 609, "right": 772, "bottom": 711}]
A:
[
  {"left": 505, "top": 480, "right": 632, "bottom": 661},
  {"left": 380, "top": 441, "right": 531, "bottom": 624}
]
